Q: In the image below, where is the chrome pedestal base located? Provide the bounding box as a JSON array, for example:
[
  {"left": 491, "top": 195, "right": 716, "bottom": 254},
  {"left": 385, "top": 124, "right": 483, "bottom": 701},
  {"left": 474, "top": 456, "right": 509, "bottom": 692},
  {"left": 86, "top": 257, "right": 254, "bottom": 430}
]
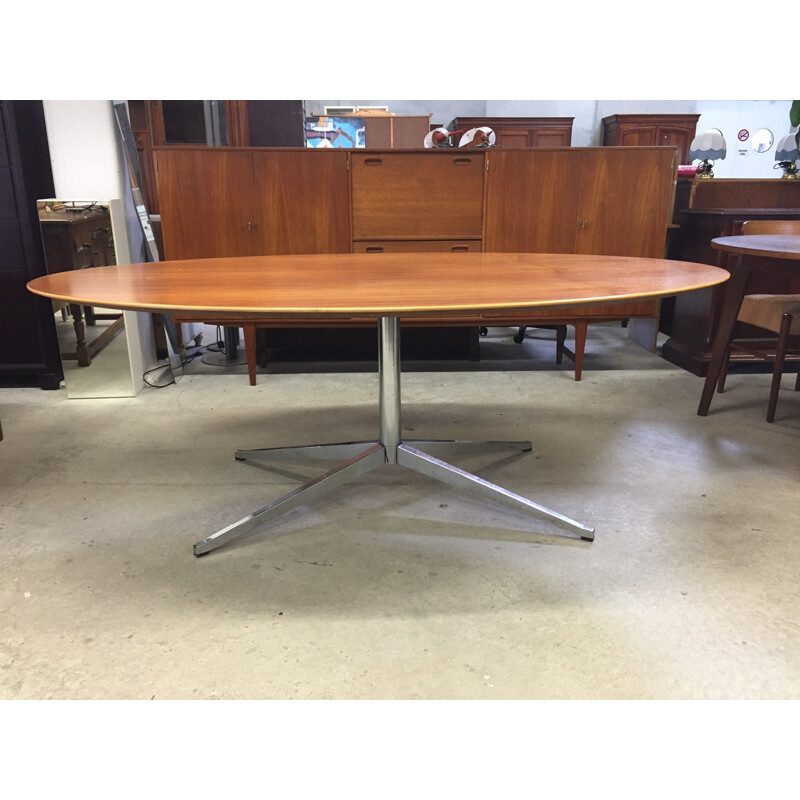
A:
[{"left": 193, "top": 317, "right": 595, "bottom": 557}]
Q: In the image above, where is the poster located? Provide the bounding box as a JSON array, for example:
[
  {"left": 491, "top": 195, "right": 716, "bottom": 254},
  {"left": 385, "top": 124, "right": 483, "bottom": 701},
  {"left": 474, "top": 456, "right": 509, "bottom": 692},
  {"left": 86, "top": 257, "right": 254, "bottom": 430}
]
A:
[{"left": 305, "top": 116, "right": 366, "bottom": 148}]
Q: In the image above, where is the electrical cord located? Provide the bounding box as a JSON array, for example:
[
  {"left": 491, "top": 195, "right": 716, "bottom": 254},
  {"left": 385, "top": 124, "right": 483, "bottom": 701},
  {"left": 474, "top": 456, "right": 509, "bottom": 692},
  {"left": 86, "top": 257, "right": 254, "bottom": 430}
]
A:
[{"left": 141, "top": 326, "right": 230, "bottom": 388}]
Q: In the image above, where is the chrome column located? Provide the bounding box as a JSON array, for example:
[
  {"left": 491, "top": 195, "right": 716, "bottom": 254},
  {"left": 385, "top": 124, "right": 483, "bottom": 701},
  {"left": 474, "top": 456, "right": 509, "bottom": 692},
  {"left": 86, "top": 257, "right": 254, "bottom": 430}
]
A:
[{"left": 379, "top": 317, "right": 401, "bottom": 463}]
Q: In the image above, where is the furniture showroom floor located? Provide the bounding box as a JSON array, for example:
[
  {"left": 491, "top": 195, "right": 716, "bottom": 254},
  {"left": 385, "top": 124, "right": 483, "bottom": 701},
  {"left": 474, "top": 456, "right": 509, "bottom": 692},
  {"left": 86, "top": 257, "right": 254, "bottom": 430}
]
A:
[{"left": 1, "top": 324, "right": 798, "bottom": 700}]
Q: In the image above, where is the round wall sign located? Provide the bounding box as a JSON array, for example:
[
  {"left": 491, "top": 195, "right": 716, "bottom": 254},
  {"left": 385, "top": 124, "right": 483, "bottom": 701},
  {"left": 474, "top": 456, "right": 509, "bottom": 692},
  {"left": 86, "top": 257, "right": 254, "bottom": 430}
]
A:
[{"left": 738, "top": 129, "right": 750, "bottom": 142}]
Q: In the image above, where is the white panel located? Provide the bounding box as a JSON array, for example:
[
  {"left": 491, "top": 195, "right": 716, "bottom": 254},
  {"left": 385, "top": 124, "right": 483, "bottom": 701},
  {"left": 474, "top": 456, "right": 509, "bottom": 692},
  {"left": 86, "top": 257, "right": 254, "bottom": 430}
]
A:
[{"left": 694, "top": 100, "right": 794, "bottom": 179}]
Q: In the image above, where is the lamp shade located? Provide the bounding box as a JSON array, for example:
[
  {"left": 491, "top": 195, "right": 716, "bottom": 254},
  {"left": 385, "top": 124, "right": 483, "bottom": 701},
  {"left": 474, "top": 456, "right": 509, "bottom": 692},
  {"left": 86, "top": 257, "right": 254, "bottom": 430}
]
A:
[
  {"left": 689, "top": 130, "right": 727, "bottom": 162},
  {"left": 775, "top": 132, "right": 800, "bottom": 161}
]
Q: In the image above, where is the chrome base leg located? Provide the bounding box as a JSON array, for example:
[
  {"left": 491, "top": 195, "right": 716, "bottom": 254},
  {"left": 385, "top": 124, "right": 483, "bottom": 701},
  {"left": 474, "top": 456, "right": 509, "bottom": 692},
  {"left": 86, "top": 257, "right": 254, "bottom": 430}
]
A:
[
  {"left": 235, "top": 441, "right": 379, "bottom": 462},
  {"left": 406, "top": 439, "right": 532, "bottom": 458},
  {"left": 194, "top": 444, "right": 386, "bottom": 556},
  {"left": 195, "top": 316, "right": 594, "bottom": 557},
  {"left": 396, "top": 443, "right": 595, "bottom": 541}
]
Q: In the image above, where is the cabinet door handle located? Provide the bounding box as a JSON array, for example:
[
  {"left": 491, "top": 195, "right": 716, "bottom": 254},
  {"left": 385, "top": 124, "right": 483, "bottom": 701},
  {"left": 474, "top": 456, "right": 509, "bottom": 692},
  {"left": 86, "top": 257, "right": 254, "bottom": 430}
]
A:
[
  {"left": 453, "top": 158, "right": 472, "bottom": 166},
  {"left": 579, "top": 220, "right": 588, "bottom": 229},
  {"left": 248, "top": 222, "right": 255, "bottom": 230},
  {"left": 364, "top": 158, "right": 383, "bottom": 166},
  {"left": 365, "top": 246, "right": 384, "bottom": 253}
]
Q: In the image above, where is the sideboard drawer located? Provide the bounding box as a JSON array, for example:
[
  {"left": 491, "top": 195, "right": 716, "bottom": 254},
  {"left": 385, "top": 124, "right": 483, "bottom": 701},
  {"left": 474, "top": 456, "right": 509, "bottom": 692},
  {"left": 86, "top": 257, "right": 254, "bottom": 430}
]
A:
[{"left": 353, "top": 239, "right": 482, "bottom": 254}]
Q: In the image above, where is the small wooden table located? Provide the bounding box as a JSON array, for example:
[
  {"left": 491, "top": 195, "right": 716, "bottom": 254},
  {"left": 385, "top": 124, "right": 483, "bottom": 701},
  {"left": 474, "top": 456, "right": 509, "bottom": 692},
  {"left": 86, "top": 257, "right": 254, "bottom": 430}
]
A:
[
  {"left": 698, "top": 234, "right": 800, "bottom": 416},
  {"left": 28, "top": 252, "right": 727, "bottom": 557}
]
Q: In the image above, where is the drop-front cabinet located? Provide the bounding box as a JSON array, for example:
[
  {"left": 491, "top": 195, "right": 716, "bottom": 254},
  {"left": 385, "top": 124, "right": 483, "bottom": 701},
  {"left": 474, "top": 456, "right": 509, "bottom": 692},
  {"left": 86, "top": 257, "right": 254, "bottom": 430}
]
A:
[{"left": 350, "top": 151, "right": 484, "bottom": 250}]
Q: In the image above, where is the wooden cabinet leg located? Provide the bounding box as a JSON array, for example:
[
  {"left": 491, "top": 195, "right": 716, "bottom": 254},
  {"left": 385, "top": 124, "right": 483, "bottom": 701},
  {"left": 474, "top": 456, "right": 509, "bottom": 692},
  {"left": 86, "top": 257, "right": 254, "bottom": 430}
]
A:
[
  {"left": 243, "top": 324, "right": 257, "bottom": 386},
  {"left": 573, "top": 322, "right": 587, "bottom": 381}
]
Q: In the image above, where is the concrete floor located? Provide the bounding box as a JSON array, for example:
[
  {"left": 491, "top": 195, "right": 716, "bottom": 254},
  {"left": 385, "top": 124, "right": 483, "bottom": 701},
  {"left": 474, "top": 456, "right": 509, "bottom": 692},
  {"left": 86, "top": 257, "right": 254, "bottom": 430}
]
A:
[{"left": 1, "top": 325, "right": 798, "bottom": 700}]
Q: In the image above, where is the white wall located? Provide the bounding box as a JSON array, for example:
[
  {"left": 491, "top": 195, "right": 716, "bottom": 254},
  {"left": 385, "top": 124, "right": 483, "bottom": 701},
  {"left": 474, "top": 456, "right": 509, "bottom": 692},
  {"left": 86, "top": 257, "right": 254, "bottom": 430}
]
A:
[
  {"left": 42, "top": 101, "right": 127, "bottom": 198},
  {"left": 41, "top": 100, "right": 158, "bottom": 393},
  {"left": 694, "top": 100, "right": 795, "bottom": 178}
]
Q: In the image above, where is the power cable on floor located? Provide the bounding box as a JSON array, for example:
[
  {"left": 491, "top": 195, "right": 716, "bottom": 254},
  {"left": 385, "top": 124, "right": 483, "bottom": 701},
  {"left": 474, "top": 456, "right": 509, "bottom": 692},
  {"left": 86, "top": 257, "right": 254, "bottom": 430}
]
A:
[{"left": 142, "top": 326, "right": 229, "bottom": 387}]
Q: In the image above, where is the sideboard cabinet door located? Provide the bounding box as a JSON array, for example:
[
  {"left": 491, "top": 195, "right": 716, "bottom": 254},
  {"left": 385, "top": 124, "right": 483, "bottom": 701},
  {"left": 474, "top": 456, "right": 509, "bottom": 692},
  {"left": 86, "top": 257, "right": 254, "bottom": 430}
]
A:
[
  {"left": 575, "top": 147, "right": 676, "bottom": 259},
  {"left": 156, "top": 148, "right": 263, "bottom": 259},
  {"left": 252, "top": 150, "right": 350, "bottom": 254},
  {"left": 484, "top": 149, "right": 582, "bottom": 253}
]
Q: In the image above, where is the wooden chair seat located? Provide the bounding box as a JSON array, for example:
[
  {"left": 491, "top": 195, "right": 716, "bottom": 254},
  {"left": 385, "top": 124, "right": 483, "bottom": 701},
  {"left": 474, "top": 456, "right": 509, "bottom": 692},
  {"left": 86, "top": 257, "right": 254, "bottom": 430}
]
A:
[{"left": 738, "top": 294, "right": 800, "bottom": 334}]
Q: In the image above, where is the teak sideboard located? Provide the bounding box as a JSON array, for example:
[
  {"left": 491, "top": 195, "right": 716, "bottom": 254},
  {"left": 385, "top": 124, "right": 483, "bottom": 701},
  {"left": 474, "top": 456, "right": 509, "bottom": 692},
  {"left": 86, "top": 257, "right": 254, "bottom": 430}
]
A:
[{"left": 154, "top": 146, "right": 677, "bottom": 380}]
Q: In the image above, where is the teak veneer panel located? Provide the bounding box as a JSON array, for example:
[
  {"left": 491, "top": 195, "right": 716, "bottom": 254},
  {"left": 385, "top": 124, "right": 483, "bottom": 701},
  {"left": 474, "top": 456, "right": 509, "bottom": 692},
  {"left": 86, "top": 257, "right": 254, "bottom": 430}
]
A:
[
  {"left": 156, "top": 148, "right": 351, "bottom": 260},
  {"left": 350, "top": 152, "right": 484, "bottom": 240},
  {"left": 484, "top": 149, "right": 581, "bottom": 253},
  {"left": 157, "top": 148, "right": 260, "bottom": 260},
  {"left": 252, "top": 150, "right": 350, "bottom": 255},
  {"left": 575, "top": 148, "right": 675, "bottom": 259}
]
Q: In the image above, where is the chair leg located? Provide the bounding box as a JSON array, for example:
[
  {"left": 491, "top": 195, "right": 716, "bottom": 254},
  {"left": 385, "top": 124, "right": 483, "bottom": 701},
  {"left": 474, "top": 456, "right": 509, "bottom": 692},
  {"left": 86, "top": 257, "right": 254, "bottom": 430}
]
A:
[
  {"left": 717, "top": 345, "right": 731, "bottom": 393},
  {"left": 555, "top": 324, "right": 567, "bottom": 364},
  {"left": 767, "top": 313, "right": 793, "bottom": 422},
  {"left": 513, "top": 326, "right": 526, "bottom": 344},
  {"left": 573, "top": 322, "right": 587, "bottom": 381}
]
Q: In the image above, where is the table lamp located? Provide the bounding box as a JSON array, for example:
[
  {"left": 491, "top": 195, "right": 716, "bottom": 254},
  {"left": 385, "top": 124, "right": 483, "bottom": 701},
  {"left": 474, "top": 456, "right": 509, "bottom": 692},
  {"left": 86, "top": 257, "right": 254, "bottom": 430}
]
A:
[
  {"left": 689, "top": 129, "right": 727, "bottom": 178},
  {"left": 774, "top": 132, "right": 800, "bottom": 179}
]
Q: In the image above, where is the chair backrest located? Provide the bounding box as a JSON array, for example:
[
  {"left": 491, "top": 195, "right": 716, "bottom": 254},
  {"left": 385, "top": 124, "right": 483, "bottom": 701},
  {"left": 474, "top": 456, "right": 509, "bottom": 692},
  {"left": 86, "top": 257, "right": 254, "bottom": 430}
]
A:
[{"left": 740, "top": 219, "right": 800, "bottom": 236}]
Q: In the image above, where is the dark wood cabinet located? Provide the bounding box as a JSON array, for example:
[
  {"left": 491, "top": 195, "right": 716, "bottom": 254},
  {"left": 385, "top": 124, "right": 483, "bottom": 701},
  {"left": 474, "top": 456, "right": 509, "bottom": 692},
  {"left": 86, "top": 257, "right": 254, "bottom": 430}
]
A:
[
  {"left": 38, "top": 204, "right": 120, "bottom": 367},
  {"left": 663, "top": 179, "right": 800, "bottom": 374},
  {"left": 664, "top": 208, "right": 800, "bottom": 375},
  {"left": 602, "top": 114, "right": 700, "bottom": 164},
  {"left": 39, "top": 206, "right": 116, "bottom": 271},
  {"left": 449, "top": 117, "right": 573, "bottom": 148},
  {"left": 0, "top": 100, "right": 62, "bottom": 389}
]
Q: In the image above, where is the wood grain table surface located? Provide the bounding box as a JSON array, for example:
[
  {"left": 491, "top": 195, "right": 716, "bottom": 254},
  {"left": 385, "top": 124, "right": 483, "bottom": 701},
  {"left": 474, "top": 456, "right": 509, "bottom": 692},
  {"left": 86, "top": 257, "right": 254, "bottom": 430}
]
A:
[{"left": 28, "top": 252, "right": 729, "bottom": 319}]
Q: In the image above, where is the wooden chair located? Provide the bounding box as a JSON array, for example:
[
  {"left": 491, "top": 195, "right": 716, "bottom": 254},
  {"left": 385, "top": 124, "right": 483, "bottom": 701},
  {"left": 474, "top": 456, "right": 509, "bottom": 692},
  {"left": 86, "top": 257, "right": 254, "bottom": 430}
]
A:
[{"left": 716, "top": 219, "right": 800, "bottom": 421}]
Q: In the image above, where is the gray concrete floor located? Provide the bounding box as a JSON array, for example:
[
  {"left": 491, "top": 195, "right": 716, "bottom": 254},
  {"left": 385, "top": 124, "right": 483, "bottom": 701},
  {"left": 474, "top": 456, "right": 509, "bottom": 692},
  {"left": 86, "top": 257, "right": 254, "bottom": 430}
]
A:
[{"left": 1, "top": 325, "right": 799, "bottom": 700}]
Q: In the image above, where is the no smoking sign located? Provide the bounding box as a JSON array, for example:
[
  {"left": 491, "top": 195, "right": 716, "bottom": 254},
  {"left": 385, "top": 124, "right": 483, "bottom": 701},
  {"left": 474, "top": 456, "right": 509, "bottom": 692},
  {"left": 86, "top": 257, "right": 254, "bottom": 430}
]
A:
[{"left": 738, "top": 129, "right": 749, "bottom": 142}]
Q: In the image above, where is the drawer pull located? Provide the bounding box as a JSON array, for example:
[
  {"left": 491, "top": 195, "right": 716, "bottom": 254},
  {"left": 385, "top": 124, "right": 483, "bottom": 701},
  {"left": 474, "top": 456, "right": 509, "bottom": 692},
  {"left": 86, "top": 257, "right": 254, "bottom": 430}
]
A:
[
  {"left": 365, "top": 246, "right": 384, "bottom": 253},
  {"left": 364, "top": 158, "right": 383, "bottom": 166},
  {"left": 453, "top": 158, "right": 472, "bottom": 165},
  {"left": 451, "top": 246, "right": 469, "bottom": 251}
]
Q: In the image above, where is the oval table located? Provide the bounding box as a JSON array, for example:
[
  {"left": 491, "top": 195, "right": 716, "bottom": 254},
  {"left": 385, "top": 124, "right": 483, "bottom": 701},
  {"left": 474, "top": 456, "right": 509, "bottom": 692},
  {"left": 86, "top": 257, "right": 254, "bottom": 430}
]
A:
[
  {"left": 698, "top": 234, "right": 800, "bottom": 417},
  {"left": 29, "top": 252, "right": 728, "bottom": 557}
]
